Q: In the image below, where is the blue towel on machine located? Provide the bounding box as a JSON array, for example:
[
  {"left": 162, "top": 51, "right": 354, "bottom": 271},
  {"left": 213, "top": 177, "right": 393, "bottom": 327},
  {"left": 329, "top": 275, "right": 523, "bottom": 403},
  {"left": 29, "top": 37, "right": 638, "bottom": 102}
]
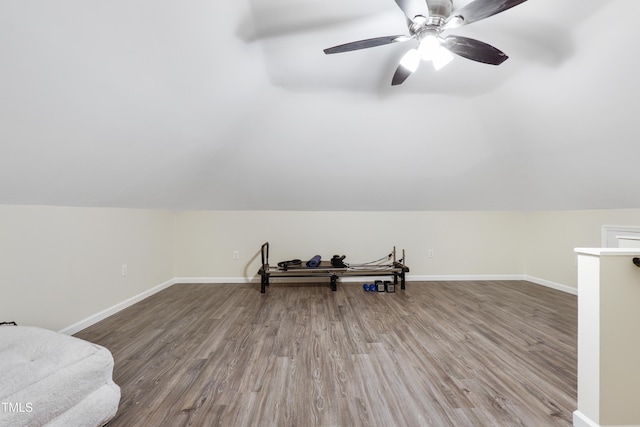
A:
[{"left": 306, "top": 255, "right": 321, "bottom": 268}]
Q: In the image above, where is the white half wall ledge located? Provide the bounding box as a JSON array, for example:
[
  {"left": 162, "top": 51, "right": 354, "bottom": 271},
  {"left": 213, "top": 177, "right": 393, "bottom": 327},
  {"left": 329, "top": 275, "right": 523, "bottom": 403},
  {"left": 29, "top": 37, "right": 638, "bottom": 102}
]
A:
[
  {"left": 574, "top": 248, "right": 640, "bottom": 427},
  {"left": 575, "top": 248, "right": 640, "bottom": 257}
]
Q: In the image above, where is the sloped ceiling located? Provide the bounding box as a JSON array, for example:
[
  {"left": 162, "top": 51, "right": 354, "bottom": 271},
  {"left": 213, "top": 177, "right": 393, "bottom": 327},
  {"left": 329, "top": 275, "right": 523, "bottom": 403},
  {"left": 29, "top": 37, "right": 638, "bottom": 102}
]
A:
[{"left": 0, "top": 0, "right": 638, "bottom": 211}]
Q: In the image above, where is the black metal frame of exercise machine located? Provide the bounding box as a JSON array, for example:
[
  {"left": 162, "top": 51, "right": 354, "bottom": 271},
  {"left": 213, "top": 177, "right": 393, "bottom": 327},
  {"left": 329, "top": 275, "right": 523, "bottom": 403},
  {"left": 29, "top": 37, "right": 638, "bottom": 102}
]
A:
[{"left": 257, "top": 242, "right": 409, "bottom": 293}]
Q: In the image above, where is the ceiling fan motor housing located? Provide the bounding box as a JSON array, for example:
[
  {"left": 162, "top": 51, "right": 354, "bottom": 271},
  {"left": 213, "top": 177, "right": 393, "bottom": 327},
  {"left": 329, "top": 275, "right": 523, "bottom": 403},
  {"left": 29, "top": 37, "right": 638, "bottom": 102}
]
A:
[{"left": 409, "top": 0, "right": 451, "bottom": 36}]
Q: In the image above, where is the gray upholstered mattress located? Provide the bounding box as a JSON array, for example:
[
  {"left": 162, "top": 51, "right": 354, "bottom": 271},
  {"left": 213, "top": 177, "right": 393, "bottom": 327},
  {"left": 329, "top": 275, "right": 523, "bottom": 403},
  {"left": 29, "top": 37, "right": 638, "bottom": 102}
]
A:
[{"left": 0, "top": 326, "right": 120, "bottom": 427}]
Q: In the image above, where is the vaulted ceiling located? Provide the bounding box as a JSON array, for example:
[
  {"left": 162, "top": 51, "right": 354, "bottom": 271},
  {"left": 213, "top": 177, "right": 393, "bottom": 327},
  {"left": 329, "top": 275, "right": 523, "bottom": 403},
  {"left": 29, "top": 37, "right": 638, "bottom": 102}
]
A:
[{"left": 1, "top": 0, "right": 638, "bottom": 211}]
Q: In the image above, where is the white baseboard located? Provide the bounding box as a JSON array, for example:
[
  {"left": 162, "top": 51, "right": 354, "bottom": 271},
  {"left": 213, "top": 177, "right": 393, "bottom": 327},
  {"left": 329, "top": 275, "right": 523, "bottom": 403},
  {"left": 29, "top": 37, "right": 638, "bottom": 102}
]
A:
[
  {"left": 573, "top": 410, "right": 600, "bottom": 427},
  {"left": 524, "top": 275, "right": 577, "bottom": 295},
  {"left": 172, "top": 275, "right": 525, "bottom": 284},
  {"left": 173, "top": 276, "right": 260, "bottom": 284},
  {"left": 408, "top": 274, "right": 526, "bottom": 282},
  {"left": 60, "top": 274, "right": 576, "bottom": 335},
  {"left": 59, "top": 278, "right": 176, "bottom": 335},
  {"left": 340, "top": 276, "right": 403, "bottom": 283},
  {"left": 170, "top": 275, "right": 578, "bottom": 299},
  {"left": 395, "top": 274, "right": 577, "bottom": 296},
  {"left": 404, "top": 274, "right": 576, "bottom": 296}
]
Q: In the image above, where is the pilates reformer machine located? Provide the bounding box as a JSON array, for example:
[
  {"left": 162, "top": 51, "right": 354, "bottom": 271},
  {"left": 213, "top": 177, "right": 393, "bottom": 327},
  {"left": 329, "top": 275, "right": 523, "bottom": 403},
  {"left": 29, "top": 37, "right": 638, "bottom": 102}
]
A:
[{"left": 257, "top": 242, "right": 409, "bottom": 293}]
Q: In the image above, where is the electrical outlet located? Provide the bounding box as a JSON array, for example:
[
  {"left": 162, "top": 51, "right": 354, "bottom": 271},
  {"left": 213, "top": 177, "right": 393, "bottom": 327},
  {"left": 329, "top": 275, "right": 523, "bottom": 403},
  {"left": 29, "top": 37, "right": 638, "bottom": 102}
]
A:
[
  {"left": 233, "top": 251, "right": 239, "bottom": 260},
  {"left": 428, "top": 249, "right": 434, "bottom": 258},
  {"left": 121, "top": 264, "right": 128, "bottom": 276}
]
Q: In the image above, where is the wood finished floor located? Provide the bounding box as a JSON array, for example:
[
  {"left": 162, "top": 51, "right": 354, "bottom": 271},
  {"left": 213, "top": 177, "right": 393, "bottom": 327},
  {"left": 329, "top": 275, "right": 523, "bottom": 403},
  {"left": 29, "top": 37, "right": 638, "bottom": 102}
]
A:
[{"left": 75, "top": 280, "right": 577, "bottom": 426}]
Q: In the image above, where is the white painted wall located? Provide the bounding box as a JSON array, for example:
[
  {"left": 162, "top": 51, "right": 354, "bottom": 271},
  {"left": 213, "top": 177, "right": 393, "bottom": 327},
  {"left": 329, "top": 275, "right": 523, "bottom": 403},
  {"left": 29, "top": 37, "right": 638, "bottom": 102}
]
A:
[
  {"left": 4, "top": 206, "right": 639, "bottom": 332},
  {"left": 524, "top": 209, "right": 640, "bottom": 291},
  {"left": 174, "top": 210, "right": 526, "bottom": 280},
  {"left": 0, "top": 205, "right": 175, "bottom": 331}
]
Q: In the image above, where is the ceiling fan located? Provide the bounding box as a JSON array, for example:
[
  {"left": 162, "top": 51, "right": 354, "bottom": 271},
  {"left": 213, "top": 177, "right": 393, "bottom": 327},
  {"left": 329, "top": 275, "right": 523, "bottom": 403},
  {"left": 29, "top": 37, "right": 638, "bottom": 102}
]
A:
[{"left": 323, "top": 0, "right": 528, "bottom": 85}]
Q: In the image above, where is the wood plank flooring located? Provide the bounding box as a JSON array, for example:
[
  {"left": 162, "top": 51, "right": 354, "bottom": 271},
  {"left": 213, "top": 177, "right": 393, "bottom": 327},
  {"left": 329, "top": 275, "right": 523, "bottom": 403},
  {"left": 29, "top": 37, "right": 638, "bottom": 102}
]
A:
[{"left": 75, "top": 280, "right": 577, "bottom": 426}]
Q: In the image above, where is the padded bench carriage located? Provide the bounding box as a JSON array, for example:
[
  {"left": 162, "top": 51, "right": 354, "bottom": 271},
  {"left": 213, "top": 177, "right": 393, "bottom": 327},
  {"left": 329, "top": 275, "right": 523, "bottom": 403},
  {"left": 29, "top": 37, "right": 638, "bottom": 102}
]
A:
[{"left": 258, "top": 242, "right": 409, "bottom": 293}]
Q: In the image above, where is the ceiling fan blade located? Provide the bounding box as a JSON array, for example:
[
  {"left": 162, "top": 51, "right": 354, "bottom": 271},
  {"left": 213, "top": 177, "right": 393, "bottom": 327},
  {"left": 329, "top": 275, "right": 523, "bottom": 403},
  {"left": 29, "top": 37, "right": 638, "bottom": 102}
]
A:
[
  {"left": 443, "top": 36, "right": 508, "bottom": 65},
  {"left": 453, "top": 0, "right": 528, "bottom": 27},
  {"left": 393, "top": 0, "right": 429, "bottom": 22},
  {"left": 392, "top": 48, "right": 420, "bottom": 85},
  {"left": 324, "top": 35, "right": 409, "bottom": 54}
]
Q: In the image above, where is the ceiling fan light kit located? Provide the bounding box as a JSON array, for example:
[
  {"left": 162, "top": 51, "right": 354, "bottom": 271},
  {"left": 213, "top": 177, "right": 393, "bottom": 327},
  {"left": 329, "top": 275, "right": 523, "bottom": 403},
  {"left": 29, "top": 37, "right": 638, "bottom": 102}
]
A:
[
  {"left": 323, "top": 0, "right": 528, "bottom": 85},
  {"left": 416, "top": 34, "right": 454, "bottom": 69}
]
